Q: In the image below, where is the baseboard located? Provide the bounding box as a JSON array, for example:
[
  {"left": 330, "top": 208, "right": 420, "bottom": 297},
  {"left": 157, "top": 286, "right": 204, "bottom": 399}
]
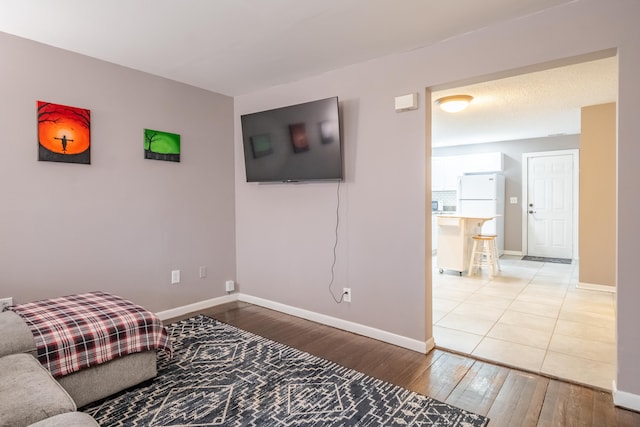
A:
[
  {"left": 156, "top": 294, "right": 238, "bottom": 321},
  {"left": 238, "top": 293, "right": 428, "bottom": 354},
  {"left": 156, "top": 293, "right": 430, "bottom": 354},
  {"left": 425, "top": 336, "right": 435, "bottom": 353},
  {"left": 502, "top": 250, "right": 522, "bottom": 257},
  {"left": 612, "top": 381, "right": 640, "bottom": 412},
  {"left": 577, "top": 282, "right": 616, "bottom": 293}
]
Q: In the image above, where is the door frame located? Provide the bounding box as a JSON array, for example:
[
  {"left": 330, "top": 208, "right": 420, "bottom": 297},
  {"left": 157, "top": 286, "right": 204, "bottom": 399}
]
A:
[{"left": 521, "top": 149, "right": 580, "bottom": 259}]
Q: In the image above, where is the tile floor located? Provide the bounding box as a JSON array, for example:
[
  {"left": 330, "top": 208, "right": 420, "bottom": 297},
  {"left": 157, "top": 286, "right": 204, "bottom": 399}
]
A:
[{"left": 432, "top": 255, "right": 616, "bottom": 390}]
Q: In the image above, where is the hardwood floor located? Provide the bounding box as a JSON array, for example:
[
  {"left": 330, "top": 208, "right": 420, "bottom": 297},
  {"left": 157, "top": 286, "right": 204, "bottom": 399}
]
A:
[{"left": 165, "top": 301, "right": 640, "bottom": 426}]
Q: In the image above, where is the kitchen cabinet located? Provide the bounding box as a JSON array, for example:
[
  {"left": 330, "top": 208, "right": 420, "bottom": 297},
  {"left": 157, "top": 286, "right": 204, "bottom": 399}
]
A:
[
  {"left": 443, "top": 163, "right": 462, "bottom": 189},
  {"left": 431, "top": 214, "right": 438, "bottom": 254},
  {"left": 431, "top": 157, "right": 445, "bottom": 190},
  {"left": 431, "top": 157, "right": 462, "bottom": 191},
  {"left": 460, "top": 152, "right": 503, "bottom": 173},
  {"left": 432, "top": 152, "right": 503, "bottom": 191}
]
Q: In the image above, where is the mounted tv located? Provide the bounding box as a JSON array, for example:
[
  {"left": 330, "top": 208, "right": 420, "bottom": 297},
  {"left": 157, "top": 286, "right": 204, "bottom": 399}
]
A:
[{"left": 241, "top": 97, "right": 343, "bottom": 182}]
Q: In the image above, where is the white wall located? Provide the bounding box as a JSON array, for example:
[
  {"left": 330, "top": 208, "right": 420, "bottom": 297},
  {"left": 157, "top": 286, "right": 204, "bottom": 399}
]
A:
[
  {"left": 235, "top": 0, "right": 640, "bottom": 399},
  {"left": 0, "top": 32, "right": 236, "bottom": 311}
]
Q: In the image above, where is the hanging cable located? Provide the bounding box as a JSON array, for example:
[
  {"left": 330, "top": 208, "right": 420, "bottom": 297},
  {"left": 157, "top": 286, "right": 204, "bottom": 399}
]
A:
[{"left": 328, "top": 180, "right": 345, "bottom": 303}]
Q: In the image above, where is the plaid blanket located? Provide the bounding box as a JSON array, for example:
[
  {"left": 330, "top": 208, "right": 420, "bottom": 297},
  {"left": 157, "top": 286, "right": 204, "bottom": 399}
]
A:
[{"left": 10, "top": 291, "right": 172, "bottom": 377}]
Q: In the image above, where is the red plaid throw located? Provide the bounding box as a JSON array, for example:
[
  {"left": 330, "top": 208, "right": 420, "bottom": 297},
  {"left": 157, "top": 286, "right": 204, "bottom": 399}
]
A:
[{"left": 10, "top": 291, "right": 172, "bottom": 377}]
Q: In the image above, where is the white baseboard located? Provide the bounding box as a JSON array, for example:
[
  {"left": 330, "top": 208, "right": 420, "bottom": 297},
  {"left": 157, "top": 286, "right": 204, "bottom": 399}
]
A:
[
  {"left": 612, "top": 381, "right": 640, "bottom": 412},
  {"left": 502, "top": 250, "right": 522, "bottom": 257},
  {"left": 238, "top": 293, "right": 428, "bottom": 354},
  {"left": 425, "top": 336, "right": 435, "bottom": 353},
  {"left": 577, "top": 282, "right": 616, "bottom": 293},
  {"left": 156, "top": 293, "right": 430, "bottom": 354},
  {"left": 155, "top": 294, "right": 238, "bottom": 321}
]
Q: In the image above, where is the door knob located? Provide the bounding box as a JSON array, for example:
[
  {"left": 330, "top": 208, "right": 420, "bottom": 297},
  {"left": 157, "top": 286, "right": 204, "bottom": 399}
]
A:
[{"left": 528, "top": 210, "right": 536, "bottom": 214}]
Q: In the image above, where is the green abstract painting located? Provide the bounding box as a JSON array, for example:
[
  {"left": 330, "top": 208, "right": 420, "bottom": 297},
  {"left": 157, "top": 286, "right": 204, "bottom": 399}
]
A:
[{"left": 144, "top": 128, "right": 180, "bottom": 162}]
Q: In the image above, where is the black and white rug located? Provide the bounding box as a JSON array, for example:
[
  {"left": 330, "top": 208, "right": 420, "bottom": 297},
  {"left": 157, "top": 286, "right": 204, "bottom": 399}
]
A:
[
  {"left": 521, "top": 255, "right": 572, "bottom": 264},
  {"left": 83, "top": 315, "right": 488, "bottom": 426}
]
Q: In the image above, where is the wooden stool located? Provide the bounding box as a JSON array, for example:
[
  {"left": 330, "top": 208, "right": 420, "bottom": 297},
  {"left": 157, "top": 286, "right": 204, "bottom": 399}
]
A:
[{"left": 468, "top": 234, "right": 500, "bottom": 277}]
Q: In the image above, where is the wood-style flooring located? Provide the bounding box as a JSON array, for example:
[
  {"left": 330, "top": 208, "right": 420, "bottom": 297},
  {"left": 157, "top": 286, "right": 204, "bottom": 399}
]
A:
[{"left": 165, "top": 301, "right": 640, "bottom": 426}]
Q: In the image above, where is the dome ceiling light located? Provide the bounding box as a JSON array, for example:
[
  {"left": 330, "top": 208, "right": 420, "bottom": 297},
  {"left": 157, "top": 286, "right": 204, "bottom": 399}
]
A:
[{"left": 435, "top": 95, "right": 473, "bottom": 113}]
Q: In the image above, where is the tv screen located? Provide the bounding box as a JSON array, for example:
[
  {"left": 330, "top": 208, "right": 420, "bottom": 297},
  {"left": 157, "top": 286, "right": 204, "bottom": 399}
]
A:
[{"left": 240, "top": 97, "right": 343, "bottom": 182}]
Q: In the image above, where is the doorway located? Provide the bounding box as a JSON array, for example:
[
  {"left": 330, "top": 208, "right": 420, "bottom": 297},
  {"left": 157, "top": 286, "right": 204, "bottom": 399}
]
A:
[
  {"left": 522, "top": 149, "right": 579, "bottom": 259},
  {"left": 429, "top": 55, "right": 617, "bottom": 389}
]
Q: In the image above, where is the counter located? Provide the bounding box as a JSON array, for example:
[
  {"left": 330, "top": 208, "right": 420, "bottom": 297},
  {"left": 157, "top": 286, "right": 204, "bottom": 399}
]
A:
[{"left": 436, "top": 215, "right": 495, "bottom": 274}]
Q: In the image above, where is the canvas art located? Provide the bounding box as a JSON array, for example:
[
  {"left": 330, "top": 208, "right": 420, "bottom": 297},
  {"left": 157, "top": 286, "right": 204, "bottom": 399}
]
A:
[
  {"left": 37, "top": 101, "right": 91, "bottom": 164},
  {"left": 144, "top": 129, "right": 180, "bottom": 162}
]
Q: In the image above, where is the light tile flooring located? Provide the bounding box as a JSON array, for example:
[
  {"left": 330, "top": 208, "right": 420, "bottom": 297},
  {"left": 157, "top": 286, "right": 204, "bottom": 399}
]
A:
[{"left": 432, "top": 255, "right": 616, "bottom": 390}]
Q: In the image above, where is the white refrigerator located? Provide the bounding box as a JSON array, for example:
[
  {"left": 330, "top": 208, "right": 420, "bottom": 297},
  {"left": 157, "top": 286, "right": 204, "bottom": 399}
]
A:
[{"left": 457, "top": 173, "right": 505, "bottom": 255}]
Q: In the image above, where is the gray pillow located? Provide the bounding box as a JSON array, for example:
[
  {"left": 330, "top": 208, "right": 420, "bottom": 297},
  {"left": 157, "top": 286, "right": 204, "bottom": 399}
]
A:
[
  {"left": 0, "top": 353, "right": 76, "bottom": 427},
  {"left": 0, "top": 311, "right": 36, "bottom": 357}
]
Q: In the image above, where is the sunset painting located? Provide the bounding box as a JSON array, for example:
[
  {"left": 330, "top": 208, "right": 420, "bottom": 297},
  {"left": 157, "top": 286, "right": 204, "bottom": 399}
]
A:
[
  {"left": 37, "top": 100, "right": 91, "bottom": 164},
  {"left": 144, "top": 128, "right": 180, "bottom": 162}
]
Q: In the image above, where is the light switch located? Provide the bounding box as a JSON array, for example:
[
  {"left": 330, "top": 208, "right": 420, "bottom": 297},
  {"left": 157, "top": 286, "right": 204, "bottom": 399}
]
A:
[
  {"left": 510, "top": 196, "right": 518, "bottom": 204},
  {"left": 171, "top": 270, "right": 181, "bottom": 284}
]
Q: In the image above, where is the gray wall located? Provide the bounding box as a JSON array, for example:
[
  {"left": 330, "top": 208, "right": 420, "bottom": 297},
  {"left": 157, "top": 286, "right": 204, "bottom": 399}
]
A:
[
  {"left": 434, "top": 134, "right": 580, "bottom": 253},
  {"left": 234, "top": 0, "right": 640, "bottom": 398},
  {"left": 0, "top": 32, "right": 236, "bottom": 311}
]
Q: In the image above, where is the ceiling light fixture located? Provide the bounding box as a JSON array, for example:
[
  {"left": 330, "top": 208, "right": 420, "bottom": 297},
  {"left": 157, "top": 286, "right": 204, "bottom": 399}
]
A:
[{"left": 435, "top": 95, "right": 473, "bottom": 113}]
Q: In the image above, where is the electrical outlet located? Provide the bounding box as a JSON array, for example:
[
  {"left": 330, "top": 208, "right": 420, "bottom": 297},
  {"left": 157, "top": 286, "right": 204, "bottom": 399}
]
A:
[
  {"left": 225, "top": 280, "right": 235, "bottom": 292},
  {"left": 0, "top": 297, "right": 13, "bottom": 312},
  {"left": 342, "top": 288, "right": 351, "bottom": 303},
  {"left": 171, "top": 270, "right": 181, "bottom": 285},
  {"left": 199, "top": 266, "right": 207, "bottom": 278}
]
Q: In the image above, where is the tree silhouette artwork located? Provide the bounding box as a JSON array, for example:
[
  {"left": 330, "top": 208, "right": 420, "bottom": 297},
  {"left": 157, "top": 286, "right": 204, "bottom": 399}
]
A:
[
  {"left": 37, "top": 100, "right": 91, "bottom": 164},
  {"left": 144, "top": 128, "right": 180, "bottom": 162}
]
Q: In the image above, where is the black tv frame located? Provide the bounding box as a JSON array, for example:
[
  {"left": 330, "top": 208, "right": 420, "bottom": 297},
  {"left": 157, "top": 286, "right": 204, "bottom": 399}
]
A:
[{"left": 240, "top": 97, "right": 343, "bottom": 183}]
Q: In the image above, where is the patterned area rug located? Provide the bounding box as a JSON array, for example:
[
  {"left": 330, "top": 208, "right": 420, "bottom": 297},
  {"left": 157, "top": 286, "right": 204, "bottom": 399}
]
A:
[
  {"left": 83, "top": 315, "right": 488, "bottom": 426},
  {"left": 521, "top": 255, "right": 572, "bottom": 264}
]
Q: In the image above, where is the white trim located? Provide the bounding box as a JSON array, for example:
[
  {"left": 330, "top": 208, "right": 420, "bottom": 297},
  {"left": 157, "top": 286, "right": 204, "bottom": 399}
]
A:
[
  {"left": 156, "top": 294, "right": 238, "bottom": 321},
  {"left": 425, "top": 336, "right": 435, "bottom": 353},
  {"left": 502, "top": 250, "right": 522, "bottom": 257},
  {"left": 155, "top": 293, "right": 429, "bottom": 354},
  {"left": 238, "top": 293, "right": 428, "bottom": 353},
  {"left": 612, "top": 381, "right": 640, "bottom": 412},
  {"left": 577, "top": 282, "right": 617, "bottom": 293}
]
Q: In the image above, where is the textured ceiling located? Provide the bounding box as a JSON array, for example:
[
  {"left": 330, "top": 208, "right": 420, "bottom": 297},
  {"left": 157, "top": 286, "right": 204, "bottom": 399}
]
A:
[
  {"left": 0, "top": 0, "right": 616, "bottom": 146},
  {"left": 432, "top": 55, "right": 618, "bottom": 147}
]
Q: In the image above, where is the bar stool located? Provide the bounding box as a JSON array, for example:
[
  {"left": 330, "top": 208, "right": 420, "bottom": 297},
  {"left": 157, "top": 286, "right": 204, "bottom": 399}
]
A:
[{"left": 468, "top": 234, "right": 500, "bottom": 277}]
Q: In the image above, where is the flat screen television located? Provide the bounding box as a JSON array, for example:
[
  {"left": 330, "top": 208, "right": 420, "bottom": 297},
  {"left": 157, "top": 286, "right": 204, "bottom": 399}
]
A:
[{"left": 240, "top": 97, "right": 343, "bottom": 182}]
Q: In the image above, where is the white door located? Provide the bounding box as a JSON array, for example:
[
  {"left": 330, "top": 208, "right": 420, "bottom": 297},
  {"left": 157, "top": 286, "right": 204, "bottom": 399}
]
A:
[{"left": 524, "top": 151, "right": 577, "bottom": 258}]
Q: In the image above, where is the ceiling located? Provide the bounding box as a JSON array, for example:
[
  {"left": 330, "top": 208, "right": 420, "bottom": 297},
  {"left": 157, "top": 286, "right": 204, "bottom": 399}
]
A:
[
  {"left": 0, "top": 0, "right": 617, "bottom": 146},
  {"left": 432, "top": 55, "right": 618, "bottom": 147}
]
